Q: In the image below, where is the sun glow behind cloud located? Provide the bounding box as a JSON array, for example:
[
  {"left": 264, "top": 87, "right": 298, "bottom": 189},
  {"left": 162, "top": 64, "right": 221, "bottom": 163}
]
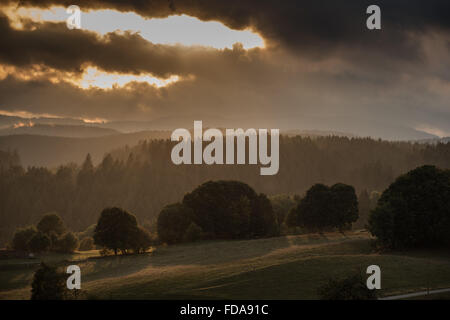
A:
[
  {"left": 75, "top": 67, "right": 181, "bottom": 89},
  {"left": 4, "top": 6, "right": 265, "bottom": 50},
  {"left": 0, "top": 62, "right": 182, "bottom": 90},
  {"left": 1, "top": 5, "right": 260, "bottom": 90},
  {"left": 0, "top": 109, "right": 108, "bottom": 124}
]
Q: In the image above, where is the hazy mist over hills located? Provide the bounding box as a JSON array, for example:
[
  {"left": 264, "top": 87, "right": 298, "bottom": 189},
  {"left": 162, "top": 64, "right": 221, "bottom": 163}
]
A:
[
  {"left": 0, "top": 123, "right": 119, "bottom": 138},
  {"left": 0, "top": 113, "right": 447, "bottom": 168},
  {"left": 0, "top": 113, "right": 443, "bottom": 138}
]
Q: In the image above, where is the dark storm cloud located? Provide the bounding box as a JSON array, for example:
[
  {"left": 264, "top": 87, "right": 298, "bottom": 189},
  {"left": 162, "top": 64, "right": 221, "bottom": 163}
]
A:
[
  {"left": 4, "top": 0, "right": 450, "bottom": 59},
  {"left": 0, "top": 75, "right": 161, "bottom": 120},
  {"left": 0, "top": 14, "right": 261, "bottom": 78},
  {"left": 1, "top": 0, "right": 449, "bottom": 77}
]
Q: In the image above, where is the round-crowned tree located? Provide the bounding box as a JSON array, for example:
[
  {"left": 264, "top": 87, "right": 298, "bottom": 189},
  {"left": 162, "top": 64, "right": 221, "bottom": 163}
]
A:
[
  {"left": 94, "top": 207, "right": 139, "bottom": 255},
  {"left": 289, "top": 184, "right": 334, "bottom": 232},
  {"left": 288, "top": 183, "right": 358, "bottom": 232},
  {"left": 182, "top": 180, "right": 276, "bottom": 239},
  {"left": 37, "top": 213, "right": 66, "bottom": 236},
  {"left": 369, "top": 165, "right": 450, "bottom": 248}
]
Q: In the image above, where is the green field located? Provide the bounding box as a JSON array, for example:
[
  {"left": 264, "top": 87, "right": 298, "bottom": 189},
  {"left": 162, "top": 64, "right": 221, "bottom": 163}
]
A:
[{"left": 1, "top": 231, "right": 450, "bottom": 300}]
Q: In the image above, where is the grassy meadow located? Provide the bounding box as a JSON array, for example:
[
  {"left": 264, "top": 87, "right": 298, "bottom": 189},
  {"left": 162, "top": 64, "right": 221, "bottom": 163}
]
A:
[{"left": 1, "top": 230, "right": 450, "bottom": 300}]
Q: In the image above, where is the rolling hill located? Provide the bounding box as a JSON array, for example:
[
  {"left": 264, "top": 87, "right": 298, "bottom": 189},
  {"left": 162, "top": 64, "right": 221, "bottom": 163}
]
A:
[{"left": 1, "top": 231, "right": 450, "bottom": 300}]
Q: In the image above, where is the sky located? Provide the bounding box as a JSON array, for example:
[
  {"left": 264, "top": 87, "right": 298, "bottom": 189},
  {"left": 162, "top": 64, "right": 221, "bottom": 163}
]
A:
[{"left": 0, "top": 0, "right": 449, "bottom": 140}]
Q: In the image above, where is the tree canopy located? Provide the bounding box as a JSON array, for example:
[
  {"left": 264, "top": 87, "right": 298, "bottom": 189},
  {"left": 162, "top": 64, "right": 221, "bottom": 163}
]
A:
[
  {"left": 27, "top": 232, "right": 51, "bottom": 253},
  {"left": 55, "top": 232, "right": 79, "bottom": 253},
  {"left": 12, "top": 226, "right": 37, "bottom": 252},
  {"left": 93, "top": 207, "right": 142, "bottom": 255},
  {"left": 1, "top": 136, "right": 449, "bottom": 246},
  {"left": 182, "top": 180, "right": 277, "bottom": 240},
  {"left": 157, "top": 180, "right": 277, "bottom": 244},
  {"left": 288, "top": 183, "right": 358, "bottom": 232},
  {"left": 369, "top": 165, "right": 450, "bottom": 248},
  {"left": 37, "top": 213, "right": 66, "bottom": 236},
  {"left": 11, "top": 213, "right": 77, "bottom": 253},
  {"left": 157, "top": 203, "right": 194, "bottom": 244}
]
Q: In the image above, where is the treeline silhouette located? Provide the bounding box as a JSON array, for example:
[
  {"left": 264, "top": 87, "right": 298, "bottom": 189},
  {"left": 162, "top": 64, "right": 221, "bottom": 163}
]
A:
[{"left": 0, "top": 135, "right": 449, "bottom": 246}]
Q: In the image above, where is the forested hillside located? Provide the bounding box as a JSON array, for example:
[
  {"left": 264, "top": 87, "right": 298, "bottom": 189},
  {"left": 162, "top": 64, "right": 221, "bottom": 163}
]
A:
[
  {"left": 0, "top": 130, "right": 171, "bottom": 167},
  {"left": 0, "top": 136, "right": 449, "bottom": 246}
]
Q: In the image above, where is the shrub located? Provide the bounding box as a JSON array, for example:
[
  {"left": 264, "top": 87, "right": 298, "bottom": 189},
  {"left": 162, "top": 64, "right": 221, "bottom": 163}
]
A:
[
  {"left": 31, "top": 263, "right": 69, "bottom": 300},
  {"left": 318, "top": 273, "right": 377, "bottom": 300}
]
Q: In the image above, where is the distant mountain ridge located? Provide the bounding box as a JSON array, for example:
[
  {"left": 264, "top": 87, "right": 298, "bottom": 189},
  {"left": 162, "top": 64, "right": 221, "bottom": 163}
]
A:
[
  {"left": 0, "top": 113, "right": 441, "bottom": 140},
  {"left": 0, "top": 123, "right": 119, "bottom": 138},
  {"left": 0, "top": 114, "right": 89, "bottom": 127},
  {"left": 0, "top": 113, "right": 447, "bottom": 168}
]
